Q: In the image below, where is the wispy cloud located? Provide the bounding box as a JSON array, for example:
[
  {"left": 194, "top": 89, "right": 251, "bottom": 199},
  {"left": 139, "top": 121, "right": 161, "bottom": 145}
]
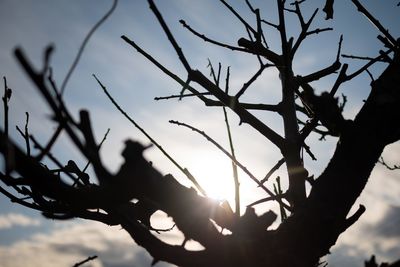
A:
[
  {"left": 0, "top": 220, "right": 175, "bottom": 267},
  {"left": 0, "top": 213, "right": 40, "bottom": 230},
  {"left": 327, "top": 163, "right": 400, "bottom": 266}
]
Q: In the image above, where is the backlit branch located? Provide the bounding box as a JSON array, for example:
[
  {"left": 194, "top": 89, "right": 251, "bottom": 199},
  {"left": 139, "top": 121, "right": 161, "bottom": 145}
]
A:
[
  {"left": 93, "top": 74, "right": 207, "bottom": 196},
  {"left": 169, "top": 119, "right": 291, "bottom": 211},
  {"left": 378, "top": 157, "right": 400, "bottom": 170},
  {"left": 290, "top": 6, "right": 333, "bottom": 58},
  {"left": 149, "top": 0, "right": 191, "bottom": 72},
  {"left": 154, "top": 92, "right": 212, "bottom": 101},
  {"left": 60, "top": 0, "right": 117, "bottom": 95},
  {"left": 235, "top": 63, "right": 271, "bottom": 99},
  {"left": 189, "top": 70, "right": 285, "bottom": 149},
  {"left": 351, "top": 0, "right": 398, "bottom": 48},
  {"left": 180, "top": 20, "right": 248, "bottom": 53},
  {"left": 220, "top": 0, "right": 257, "bottom": 35}
]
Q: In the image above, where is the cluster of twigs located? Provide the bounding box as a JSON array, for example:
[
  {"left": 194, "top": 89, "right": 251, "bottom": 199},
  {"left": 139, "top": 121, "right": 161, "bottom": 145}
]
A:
[{"left": 1, "top": 0, "right": 399, "bottom": 266}]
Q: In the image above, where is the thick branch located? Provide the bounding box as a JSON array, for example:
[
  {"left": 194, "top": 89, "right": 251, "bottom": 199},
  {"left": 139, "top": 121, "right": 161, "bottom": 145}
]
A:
[{"left": 277, "top": 52, "right": 400, "bottom": 267}]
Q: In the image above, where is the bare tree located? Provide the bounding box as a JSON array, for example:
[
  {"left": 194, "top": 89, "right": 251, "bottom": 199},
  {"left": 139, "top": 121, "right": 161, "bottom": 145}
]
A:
[{"left": 1, "top": 0, "right": 399, "bottom": 266}]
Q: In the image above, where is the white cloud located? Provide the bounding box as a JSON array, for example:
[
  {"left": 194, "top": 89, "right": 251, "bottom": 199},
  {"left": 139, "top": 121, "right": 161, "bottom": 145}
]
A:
[
  {"left": 327, "top": 163, "right": 400, "bottom": 266},
  {"left": 0, "top": 220, "right": 176, "bottom": 267},
  {"left": 0, "top": 213, "right": 40, "bottom": 229}
]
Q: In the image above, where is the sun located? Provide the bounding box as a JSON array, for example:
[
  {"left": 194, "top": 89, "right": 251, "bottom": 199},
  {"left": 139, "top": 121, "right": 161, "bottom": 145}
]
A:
[{"left": 187, "top": 150, "right": 235, "bottom": 203}]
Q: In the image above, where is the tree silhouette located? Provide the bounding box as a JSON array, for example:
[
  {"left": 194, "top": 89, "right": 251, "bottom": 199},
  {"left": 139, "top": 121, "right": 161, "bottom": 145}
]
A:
[{"left": 1, "top": 0, "right": 399, "bottom": 266}]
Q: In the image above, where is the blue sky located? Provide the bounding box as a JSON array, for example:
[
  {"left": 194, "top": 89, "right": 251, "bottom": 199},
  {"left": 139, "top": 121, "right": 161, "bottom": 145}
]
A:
[{"left": 0, "top": 1, "right": 399, "bottom": 266}]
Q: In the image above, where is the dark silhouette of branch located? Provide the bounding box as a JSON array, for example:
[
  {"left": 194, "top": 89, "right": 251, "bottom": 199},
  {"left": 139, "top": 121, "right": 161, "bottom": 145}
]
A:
[
  {"left": 291, "top": 6, "right": 333, "bottom": 58},
  {"left": 297, "top": 52, "right": 341, "bottom": 84},
  {"left": 72, "top": 255, "right": 98, "bottom": 267},
  {"left": 2, "top": 77, "right": 11, "bottom": 139},
  {"left": 82, "top": 128, "right": 110, "bottom": 173},
  {"left": 346, "top": 49, "right": 393, "bottom": 80},
  {"left": 180, "top": 20, "right": 248, "bottom": 53},
  {"left": 93, "top": 74, "right": 207, "bottom": 196},
  {"left": 149, "top": 0, "right": 191, "bottom": 72},
  {"left": 323, "top": 0, "right": 334, "bottom": 19},
  {"left": 121, "top": 35, "right": 215, "bottom": 105},
  {"left": 235, "top": 64, "right": 271, "bottom": 99},
  {"left": 207, "top": 61, "right": 241, "bottom": 216},
  {"left": 260, "top": 158, "right": 285, "bottom": 185},
  {"left": 342, "top": 54, "right": 388, "bottom": 62},
  {"left": 351, "top": 0, "right": 398, "bottom": 48},
  {"left": 189, "top": 70, "right": 286, "bottom": 149},
  {"left": 237, "top": 37, "right": 281, "bottom": 64},
  {"left": 2, "top": 1, "right": 400, "bottom": 267},
  {"left": 378, "top": 157, "right": 400, "bottom": 170},
  {"left": 154, "top": 92, "right": 211, "bottom": 101},
  {"left": 222, "top": 67, "right": 240, "bottom": 216},
  {"left": 169, "top": 119, "right": 292, "bottom": 211},
  {"left": 219, "top": 0, "right": 257, "bottom": 35}
]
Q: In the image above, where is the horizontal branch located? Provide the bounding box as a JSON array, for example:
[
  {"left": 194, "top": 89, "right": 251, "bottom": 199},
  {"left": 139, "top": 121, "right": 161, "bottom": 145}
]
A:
[
  {"left": 297, "top": 60, "right": 341, "bottom": 84},
  {"left": 180, "top": 20, "right": 248, "bottom": 52},
  {"left": 154, "top": 92, "right": 211, "bottom": 101}
]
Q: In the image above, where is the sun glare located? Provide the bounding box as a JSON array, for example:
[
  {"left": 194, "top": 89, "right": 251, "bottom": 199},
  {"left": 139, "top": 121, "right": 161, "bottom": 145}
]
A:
[
  {"left": 186, "top": 150, "right": 276, "bottom": 216},
  {"left": 188, "top": 151, "right": 235, "bottom": 203}
]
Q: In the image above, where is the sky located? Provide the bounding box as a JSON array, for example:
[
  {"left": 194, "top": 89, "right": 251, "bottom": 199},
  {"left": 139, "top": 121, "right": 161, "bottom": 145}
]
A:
[{"left": 0, "top": 0, "right": 399, "bottom": 266}]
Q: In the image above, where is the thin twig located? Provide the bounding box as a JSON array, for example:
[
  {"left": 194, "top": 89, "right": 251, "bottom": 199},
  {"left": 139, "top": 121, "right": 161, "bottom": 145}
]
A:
[
  {"left": 342, "top": 54, "right": 386, "bottom": 62},
  {"left": 235, "top": 64, "right": 270, "bottom": 99},
  {"left": 35, "top": 126, "right": 62, "bottom": 161},
  {"left": 24, "top": 112, "right": 30, "bottom": 157},
  {"left": 291, "top": 1, "right": 313, "bottom": 36},
  {"left": 261, "top": 19, "right": 279, "bottom": 29},
  {"left": 121, "top": 35, "right": 212, "bottom": 104},
  {"left": 35, "top": 70, "right": 65, "bottom": 162},
  {"left": 14, "top": 48, "right": 87, "bottom": 158},
  {"left": 350, "top": 0, "right": 398, "bottom": 48},
  {"left": 28, "top": 134, "right": 83, "bottom": 185},
  {"left": 93, "top": 74, "right": 207, "bottom": 196},
  {"left": 72, "top": 255, "right": 98, "bottom": 267},
  {"left": 222, "top": 67, "right": 240, "bottom": 216},
  {"left": 273, "top": 176, "right": 287, "bottom": 221},
  {"left": 155, "top": 92, "right": 212, "bottom": 101},
  {"left": 180, "top": 20, "right": 248, "bottom": 53},
  {"left": 379, "top": 157, "right": 400, "bottom": 170},
  {"left": 169, "top": 120, "right": 292, "bottom": 211},
  {"left": 245, "top": 0, "right": 256, "bottom": 13},
  {"left": 2, "top": 77, "right": 10, "bottom": 138},
  {"left": 82, "top": 128, "right": 110, "bottom": 173},
  {"left": 346, "top": 49, "right": 393, "bottom": 81},
  {"left": 247, "top": 193, "right": 286, "bottom": 207},
  {"left": 149, "top": 0, "right": 191, "bottom": 71},
  {"left": 245, "top": 27, "right": 264, "bottom": 65},
  {"left": 306, "top": 27, "right": 333, "bottom": 36},
  {"left": 260, "top": 158, "right": 285, "bottom": 185},
  {"left": 297, "top": 36, "right": 342, "bottom": 84},
  {"left": 0, "top": 176, "right": 45, "bottom": 212},
  {"left": 220, "top": 0, "right": 257, "bottom": 35},
  {"left": 2, "top": 77, "right": 11, "bottom": 175},
  {"left": 149, "top": 224, "right": 176, "bottom": 234},
  {"left": 60, "top": 0, "right": 118, "bottom": 95},
  {"left": 330, "top": 64, "right": 348, "bottom": 97}
]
